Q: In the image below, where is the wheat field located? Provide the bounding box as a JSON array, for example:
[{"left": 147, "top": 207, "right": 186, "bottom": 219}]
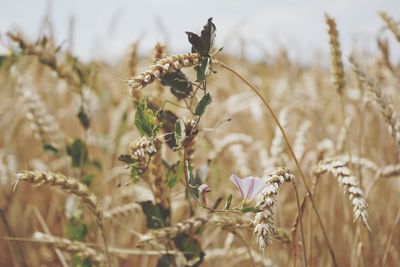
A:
[{"left": 0, "top": 10, "right": 400, "bottom": 267}]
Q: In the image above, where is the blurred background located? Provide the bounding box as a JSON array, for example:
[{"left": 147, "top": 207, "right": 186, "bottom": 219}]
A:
[
  {"left": 1, "top": 1, "right": 400, "bottom": 267},
  {"left": 1, "top": 0, "right": 399, "bottom": 63}
]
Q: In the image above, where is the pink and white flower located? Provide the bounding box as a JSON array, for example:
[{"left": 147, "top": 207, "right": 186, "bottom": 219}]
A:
[{"left": 230, "top": 174, "right": 266, "bottom": 203}]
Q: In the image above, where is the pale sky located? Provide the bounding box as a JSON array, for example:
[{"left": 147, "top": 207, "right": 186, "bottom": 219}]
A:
[{"left": 0, "top": 0, "right": 399, "bottom": 63}]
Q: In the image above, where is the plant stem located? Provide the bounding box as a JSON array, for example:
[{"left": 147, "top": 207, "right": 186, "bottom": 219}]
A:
[
  {"left": 339, "top": 94, "right": 353, "bottom": 167},
  {"left": 217, "top": 60, "right": 337, "bottom": 267},
  {"left": 292, "top": 181, "right": 308, "bottom": 267}
]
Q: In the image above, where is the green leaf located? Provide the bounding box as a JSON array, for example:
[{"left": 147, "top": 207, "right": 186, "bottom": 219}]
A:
[
  {"left": 195, "top": 57, "right": 210, "bottom": 82},
  {"left": 224, "top": 194, "right": 232, "bottom": 210},
  {"left": 186, "top": 163, "right": 200, "bottom": 199},
  {"left": 174, "top": 119, "right": 186, "bottom": 146},
  {"left": 173, "top": 233, "right": 205, "bottom": 266},
  {"left": 135, "top": 100, "right": 158, "bottom": 137},
  {"left": 241, "top": 206, "right": 261, "bottom": 213},
  {"left": 156, "top": 254, "right": 175, "bottom": 267},
  {"left": 212, "top": 197, "right": 223, "bottom": 209},
  {"left": 72, "top": 255, "right": 92, "bottom": 267},
  {"left": 0, "top": 55, "right": 7, "bottom": 66},
  {"left": 82, "top": 174, "right": 95, "bottom": 187},
  {"left": 77, "top": 106, "right": 90, "bottom": 130},
  {"left": 66, "top": 217, "right": 88, "bottom": 241},
  {"left": 89, "top": 159, "right": 102, "bottom": 170},
  {"left": 167, "top": 170, "right": 178, "bottom": 188},
  {"left": 139, "top": 201, "right": 170, "bottom": 229},
  {"left": 167, "top": 162, "right": 184, "bottom": 188},
  {"left": 130, "top": 165, "right": 141, "bottom": 183},
  {"left": 66, "top": 139, "right": 88, "bottom": 168},
  {"left": 43, "top": 143, "right": 59, "bottom": 155},
  {"left": 195, "top": 93, "right": 212, "bottom": 116}
]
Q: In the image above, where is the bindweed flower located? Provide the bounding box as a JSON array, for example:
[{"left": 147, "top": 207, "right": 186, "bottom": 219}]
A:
[
  {"left": 199, "top": 184, "right": 211, "bottom": 206},
  {"left": 230, "top": 174, "right": 266, "bottom": 204}
]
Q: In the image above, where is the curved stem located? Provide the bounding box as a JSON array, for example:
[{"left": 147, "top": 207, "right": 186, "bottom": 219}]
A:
[
  {"left": 292, "top": 181, "right": 308, "bottom": 267},
  {"left": 216, "top": 60, "right": 337, "bottom": 267},
  {"left": 99, "top": 224, "right": 111, "bottom": 267}
]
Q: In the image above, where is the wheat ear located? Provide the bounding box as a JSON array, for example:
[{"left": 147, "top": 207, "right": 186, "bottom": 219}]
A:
[
  {"left": 15, "top": 171, "right": 111, "bottom": 266},
  {"left": 270, "top": 108, "right": 289, "bottom": 159},
  {"left": 252, "top": 167, "right": 294, "bottom": 251},
  {"left": 378, "top": 164, "right": 400, "bottom": 178},
  {"left": 128, "top": 42, "right": 139, "bottom": 77},
  {"left": 140, "top": 215, "right": 251, "bottom": 242},
  {"left": 315, "top": 159, "right": 370, "bottom": 230},
  {"left": 127, "top": 53, "right": 201, "bottom": 93},
  {"left": 33, "top": 232, "right": 105, "bottom": 265},
  {"left": 103, "top": 202, "right": 141, "bottom": 219},
  {"left": 152, "top": 42, "right": 167, "bottom": 62},
  {"left": 11, "top": 68, "right": 64, "bottom": 150},
  {"left": 325, "top": 13, "right": 345, "bottom": 95},
  {"left": 379, "top": 11, "right": 400, "bottom": 42},
  {"left": 294, "top": 120, "right": 312, "bottom": 160},
  {"left": 349, "top": 56, "right": 400, "bottom": 153}
]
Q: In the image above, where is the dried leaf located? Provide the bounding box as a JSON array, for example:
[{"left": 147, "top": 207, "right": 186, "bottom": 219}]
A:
[
  {"left": 161, "top": 70, "right": 193, "bottom": 100},
  {"left": 77, "top": 106, "right": 90, "bottom": 129},
  {"left": 66, "top": 138, "right": 88, "bottom": 168},
  {"left": 200, "top": 18, "right": 216, "bottom": 56},
  {"left": 139, "top": 201, "right": 170, "bottom": 229},
  {"left": 173, "top": 233, "right": 205, "bottom": 266}
]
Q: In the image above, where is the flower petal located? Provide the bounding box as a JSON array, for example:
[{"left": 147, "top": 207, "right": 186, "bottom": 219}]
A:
[
  {"left": 242, "top": 176, "right": 266, "bottom": 200},
  {"left": 230, "top": 175, "right": 267, "bottom": 201},
  {"left": 230, "top": 174, "right": 245, "bottom": 198},
  {"left": 250, "top": 177, "right": 267, "bottom": 199}
]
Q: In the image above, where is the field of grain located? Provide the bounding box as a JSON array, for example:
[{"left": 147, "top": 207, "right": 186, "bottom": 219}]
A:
[{"left": 1, "top": 10, "right": 400, "bottom": 267}]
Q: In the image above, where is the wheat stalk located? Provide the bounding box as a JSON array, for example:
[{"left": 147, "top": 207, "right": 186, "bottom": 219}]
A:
[
  {"left": 337, "top": 155, "right": 379, "bottom": 172},
  {"left": 315, "top": 158, "right": 370, "bottom": 230},
  {"left": 205, "top": 247, "right": 274, "bottom": 267},
  {"left": 378, "top": 164, "right": 400, "bottom": 178},
  {"left": 349, "top": 56, "right": 400, "bottom": 153},
  {"left": 335, "top": 117, "right": 351, "bottom": 153},
  {"left": 325, "top": 13, "right": 345, "bottom": 95},
  {"left": 152, "top": 42, "right": 167, "bottom": 63},
  {"left": 379, "top": 11, "right": 400, "bottom": 42},
  {"left": 294, "top": 120, "right": 312, "bottom": 160},
  {"left": 15, "top": 171, "right": 111, "bottom": 266},
  {"left": 149, "top": 147, "right": 169, "bottom": 208},
  {"left": 229, "top": 144, "right": 251, "bottom": 176},
  {"left": 252, "top": 167, "right": 294, "bottom": 250},
  {"left": 128, "top": 42, "right": 139, "bottom": 77},
  {"left": 0, "top": 150, "right": 17, "bottom": 186},
  {"left": 12, "top": 68, "right": 64, "bottom": 150},
  {"left": 270, "top": 108, "right": 289, "bottom": 159},
  {"left": 33, "top": 232, "right": 105, "bottom": 265},
  {"left": 140, "top": 215, "right": 251, "bottom": 242},
  {"left": 103, "top": 202, "right": 141, "bottom": 219},
  {"left": 208, "top": 133, "right": 253, "bottom": 160},
  {"left": 7, "top": 33, "right": 82, "bottom": 87}
]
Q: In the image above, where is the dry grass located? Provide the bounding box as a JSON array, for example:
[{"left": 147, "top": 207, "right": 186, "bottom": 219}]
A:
[{"left": 1, "top": 11, "right": 400, "bottom": 267}]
